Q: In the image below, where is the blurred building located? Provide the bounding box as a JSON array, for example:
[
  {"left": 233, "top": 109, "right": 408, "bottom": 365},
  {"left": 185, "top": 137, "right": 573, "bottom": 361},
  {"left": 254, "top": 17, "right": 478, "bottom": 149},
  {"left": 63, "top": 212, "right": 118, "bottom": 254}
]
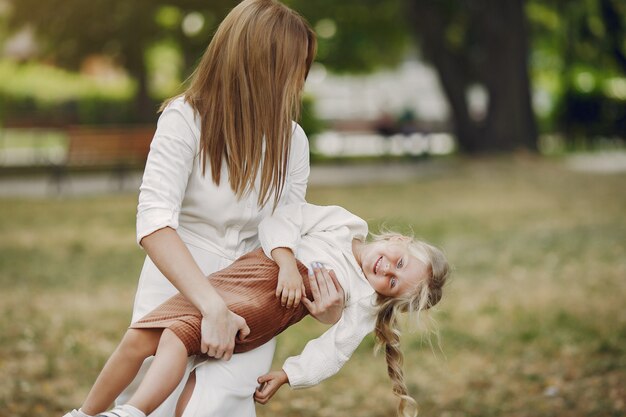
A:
[
  {"left": 304, "top": 58, "right": 457, "bottom": 156},
  {"left": 304, "top": 58, "right": 450, "bottom": 124}
]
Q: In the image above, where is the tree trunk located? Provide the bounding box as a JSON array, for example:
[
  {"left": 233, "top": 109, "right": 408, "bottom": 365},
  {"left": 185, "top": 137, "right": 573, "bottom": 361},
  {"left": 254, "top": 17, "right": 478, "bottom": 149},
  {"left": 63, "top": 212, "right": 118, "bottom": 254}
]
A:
[
  {"left": 479, "top": 0, "right": 537, "bottom": 152},
  {"left": 126, "top": 47, "right": 156, "bottom": 124},
  {"left": 134, "top": 62, "right": 155, "bottom": 123},
  {"left": 407, "top": 1, "right": 481, "bottom": 153},
  {"left": 406, "top": 0, "right": 537, "bottom": 153},
  {"left": 601, "top": 0, "right": 626, "bottom": 73}
]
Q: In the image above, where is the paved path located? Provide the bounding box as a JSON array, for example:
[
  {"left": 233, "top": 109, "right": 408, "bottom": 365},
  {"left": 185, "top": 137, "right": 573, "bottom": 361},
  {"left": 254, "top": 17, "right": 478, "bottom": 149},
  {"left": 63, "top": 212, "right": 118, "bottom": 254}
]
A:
[
  {"left": 0, "top": 160, "right": 446, "bottom": 198},
  {"left": 2, "top": 151, "right": 624, "bottom": 198},
  {"left": 564, "top": 151, "right": 626, "bottom": 174}
]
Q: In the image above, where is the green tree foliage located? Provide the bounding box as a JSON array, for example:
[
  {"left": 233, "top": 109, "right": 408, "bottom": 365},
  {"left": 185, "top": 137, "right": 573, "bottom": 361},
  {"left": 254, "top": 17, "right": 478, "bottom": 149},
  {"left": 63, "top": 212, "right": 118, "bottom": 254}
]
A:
[
  {"left": 5, "top": 0, "right": 409, "bottom": 128},
  {"left": 5, "top": 0, "right": 234, "bottom": 122},
  {"left": 4, "top": 0, "right": 624, "bottom": 150},
  {"left": 288, "top": 0, "right": 410, "bottom": 73},
  {"left": 528, "top": 0, "right": 626, "bottom": 145}
]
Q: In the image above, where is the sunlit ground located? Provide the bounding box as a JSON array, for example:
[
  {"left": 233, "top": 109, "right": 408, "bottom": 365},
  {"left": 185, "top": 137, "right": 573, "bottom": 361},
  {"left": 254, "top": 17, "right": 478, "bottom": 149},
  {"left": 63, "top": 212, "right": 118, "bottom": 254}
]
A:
[{"left": 0, "top": 156, "right": 624, "bottom": 417}]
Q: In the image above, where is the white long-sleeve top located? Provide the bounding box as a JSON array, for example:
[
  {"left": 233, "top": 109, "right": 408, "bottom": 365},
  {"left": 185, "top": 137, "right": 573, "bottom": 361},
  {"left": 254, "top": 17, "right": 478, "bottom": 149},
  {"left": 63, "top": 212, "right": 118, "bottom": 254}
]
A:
[
  {"left": 133, "top": 96, "right": 310, "bottom": 320},
  {"left": 258, "top": 203, "right": 378, "bottom": 388},
  {"left": 136, "top": 96, "right": 309, "bottom": 257}
]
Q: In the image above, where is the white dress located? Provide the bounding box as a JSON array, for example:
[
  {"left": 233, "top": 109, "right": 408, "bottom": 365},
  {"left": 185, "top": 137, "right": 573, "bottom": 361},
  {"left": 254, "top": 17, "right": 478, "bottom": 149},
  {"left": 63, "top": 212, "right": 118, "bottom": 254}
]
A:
[{"left": 117, "top": 97, "right": 310, "bottom": 417}]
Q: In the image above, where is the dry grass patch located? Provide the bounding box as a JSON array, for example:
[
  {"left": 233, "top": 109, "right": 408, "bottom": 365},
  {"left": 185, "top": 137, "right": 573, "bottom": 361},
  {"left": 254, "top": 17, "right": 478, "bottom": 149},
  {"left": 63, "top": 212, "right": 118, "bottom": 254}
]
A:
[{"left": 1, "top": 156, "right": 624, "bottom": 416}]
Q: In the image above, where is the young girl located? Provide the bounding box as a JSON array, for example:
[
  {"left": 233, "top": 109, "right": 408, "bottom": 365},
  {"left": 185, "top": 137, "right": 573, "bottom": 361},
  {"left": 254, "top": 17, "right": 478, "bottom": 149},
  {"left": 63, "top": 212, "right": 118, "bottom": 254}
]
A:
[{"left": 63, "top": 203, "right": 448, "bottom": 417}]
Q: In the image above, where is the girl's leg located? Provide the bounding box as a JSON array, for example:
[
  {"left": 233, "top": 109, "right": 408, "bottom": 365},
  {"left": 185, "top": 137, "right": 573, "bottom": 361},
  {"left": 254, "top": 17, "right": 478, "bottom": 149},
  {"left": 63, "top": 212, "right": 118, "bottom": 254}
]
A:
[
  {"left": 175, "top": 371, "right": 196, "bottom": 417},
  {"left": 126, "top": 329, "right": 189, "bottom": 415},
  {"left": 82, "top": 329, "right": 162, "bottom": 415}
]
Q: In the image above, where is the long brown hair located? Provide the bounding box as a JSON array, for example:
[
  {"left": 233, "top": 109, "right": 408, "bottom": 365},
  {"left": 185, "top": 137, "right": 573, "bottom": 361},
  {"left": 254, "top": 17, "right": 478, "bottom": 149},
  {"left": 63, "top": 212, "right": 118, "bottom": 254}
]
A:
[
  {"left": 371, "top": 233, "right": 449, "bottom": 417},
  {"left": 163, "top": 0, "right": 316, "bottom": 208}
]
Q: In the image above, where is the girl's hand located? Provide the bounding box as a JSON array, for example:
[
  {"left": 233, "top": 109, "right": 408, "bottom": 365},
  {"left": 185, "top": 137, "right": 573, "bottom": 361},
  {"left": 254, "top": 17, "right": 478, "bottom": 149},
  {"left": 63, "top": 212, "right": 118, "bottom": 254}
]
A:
[
  {"left": 276, "top": 262, "right": 306, "bottom": 308},
  {"left": 254, "top": 370, "right": 289, "bottom": 404},
  {"left": 271, "top": 247, "right": 306, "bottom": 309},
  {"left": 200, "top": 300, "right": 250, "bottom": 361},
  {"left": 302, "top": 263, "right": 345, "bottom": 325}
]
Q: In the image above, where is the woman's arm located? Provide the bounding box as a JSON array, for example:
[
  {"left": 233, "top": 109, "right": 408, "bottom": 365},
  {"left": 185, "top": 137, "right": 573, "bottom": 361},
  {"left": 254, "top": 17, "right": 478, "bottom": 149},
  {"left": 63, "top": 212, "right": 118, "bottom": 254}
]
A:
[
  {"left": 137, "top": 104, "right": 249, "bottom": 360},
  {"left": 283, "top": 123, "right": 310, "bottom": 205},
  {"left": 141, "top": 227, "right": 250, "bottom": 360}
]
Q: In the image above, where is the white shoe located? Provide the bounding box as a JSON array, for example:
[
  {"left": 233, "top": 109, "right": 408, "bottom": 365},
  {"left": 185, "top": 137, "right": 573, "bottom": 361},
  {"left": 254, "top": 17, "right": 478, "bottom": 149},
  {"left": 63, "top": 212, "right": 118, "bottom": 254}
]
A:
[
  {"left": 62, "top": 410, "right": 83, "bottom": 417},
  {"left": 94, "top": 407, "right": 134, "bottom": 417}
]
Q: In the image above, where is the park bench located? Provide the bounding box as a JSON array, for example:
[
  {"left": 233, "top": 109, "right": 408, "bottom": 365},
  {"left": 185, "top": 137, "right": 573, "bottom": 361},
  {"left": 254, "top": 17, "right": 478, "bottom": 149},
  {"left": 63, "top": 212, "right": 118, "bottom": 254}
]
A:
[{"left": 51, "top": 125, "right": 155, "bottom": 190}]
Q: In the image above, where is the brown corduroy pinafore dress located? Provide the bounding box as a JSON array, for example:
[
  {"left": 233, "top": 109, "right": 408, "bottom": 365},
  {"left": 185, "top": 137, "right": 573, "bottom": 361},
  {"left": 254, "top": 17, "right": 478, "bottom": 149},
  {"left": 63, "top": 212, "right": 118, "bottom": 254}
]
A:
[{"left": 130, "top": 248, "right": 312, "bottom": 355}]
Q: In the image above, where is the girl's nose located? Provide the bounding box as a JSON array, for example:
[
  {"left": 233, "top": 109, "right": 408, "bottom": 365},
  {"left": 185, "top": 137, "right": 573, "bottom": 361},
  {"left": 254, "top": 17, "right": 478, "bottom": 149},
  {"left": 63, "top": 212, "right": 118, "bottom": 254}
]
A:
[{"left": 385, "top": 259, "right": 399, "bottom": 275}]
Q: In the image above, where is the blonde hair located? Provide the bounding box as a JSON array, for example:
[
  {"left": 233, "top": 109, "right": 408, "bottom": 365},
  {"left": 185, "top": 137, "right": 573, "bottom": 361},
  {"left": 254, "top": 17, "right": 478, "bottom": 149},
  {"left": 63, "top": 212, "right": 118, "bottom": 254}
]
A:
[
  {"left": 163, "top": 0, "right": 316, "bottom": 208},
  {"left": 371, "top": 232, "right": 449, "bottom": 417}
]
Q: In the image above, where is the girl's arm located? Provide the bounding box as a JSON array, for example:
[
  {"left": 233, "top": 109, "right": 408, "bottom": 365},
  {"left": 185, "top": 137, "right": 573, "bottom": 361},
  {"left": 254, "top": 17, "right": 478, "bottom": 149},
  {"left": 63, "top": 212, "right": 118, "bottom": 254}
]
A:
[
  {"left": 259, "top": 204, "right": 366, "bottom": 325},
  {"left": 254, "top": 265, "right": 347, "bottom": 403},
  {"left": 268, "top": 124, "right": 310, "bottom": 309},
  {"left": 254, "top": 370, "right": 288, "bottom": 404},
  {"left": 256, "top": 297, "right": 376, "bottom": 402},
  {"left": 272, "top": 247, "right": 306, "bottom": 308},
  {"left": 258, "top": 204, "right": 368, "bottom": 267},
  {"left": 141, "top": 228, "right": 250, "bottom": 360}
]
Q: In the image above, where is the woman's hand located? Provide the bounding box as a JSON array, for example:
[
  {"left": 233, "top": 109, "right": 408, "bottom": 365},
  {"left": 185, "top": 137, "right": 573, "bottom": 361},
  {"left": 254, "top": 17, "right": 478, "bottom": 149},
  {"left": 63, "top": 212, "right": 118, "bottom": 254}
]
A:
[
  {"left": 302, "top": 263, "right": 345, "bottom": 325},
  {"left": 142, "top": 228, "right": 250, "bottom": 361},
  {"left": 200, "top": 300, "right": 250, "bottom": 361},
  {"left": 254, "top": 370, "right": 289, "bottom": 404}
]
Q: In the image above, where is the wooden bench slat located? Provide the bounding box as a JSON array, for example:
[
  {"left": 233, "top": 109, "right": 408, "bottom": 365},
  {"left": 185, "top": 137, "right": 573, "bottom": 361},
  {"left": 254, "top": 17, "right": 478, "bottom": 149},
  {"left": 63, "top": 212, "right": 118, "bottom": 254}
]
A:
[{"left": 64, "top": 126, "right": 155, "bottom": 168}]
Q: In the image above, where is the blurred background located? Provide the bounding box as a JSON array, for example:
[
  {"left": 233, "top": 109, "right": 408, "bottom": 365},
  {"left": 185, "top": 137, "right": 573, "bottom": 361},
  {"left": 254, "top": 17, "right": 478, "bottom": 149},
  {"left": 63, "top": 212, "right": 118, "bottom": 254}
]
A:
[
  {"left": 0, "top": 0, "right": 624, "bottom": 416},
  {"left": 1, "top": 0, "right": 625, "bottom": 166}
]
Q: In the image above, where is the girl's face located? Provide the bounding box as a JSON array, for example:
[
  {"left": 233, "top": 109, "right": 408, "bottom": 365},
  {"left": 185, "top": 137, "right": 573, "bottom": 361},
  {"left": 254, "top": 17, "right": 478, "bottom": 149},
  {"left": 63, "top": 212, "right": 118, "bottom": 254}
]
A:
[{"left": 359, "top": 238, "right": 429, "bottom": 298}]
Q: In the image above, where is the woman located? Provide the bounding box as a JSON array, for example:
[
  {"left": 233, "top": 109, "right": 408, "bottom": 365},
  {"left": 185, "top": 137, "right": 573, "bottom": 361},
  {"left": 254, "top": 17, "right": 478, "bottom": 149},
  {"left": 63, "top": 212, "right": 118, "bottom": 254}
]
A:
[{"left": 115, "top": 1, "right": 342, "bottom": 417}]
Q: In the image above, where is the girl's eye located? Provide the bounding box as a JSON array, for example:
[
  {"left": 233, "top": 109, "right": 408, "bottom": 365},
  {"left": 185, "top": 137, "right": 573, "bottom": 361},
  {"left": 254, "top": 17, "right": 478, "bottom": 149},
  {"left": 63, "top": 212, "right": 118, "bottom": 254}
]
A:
[
  {"left": 397, "top": 259, "right": 403, "bottom": 269},
  {"left": 390, "top": 277, "right": 397, "bottom": 288}
]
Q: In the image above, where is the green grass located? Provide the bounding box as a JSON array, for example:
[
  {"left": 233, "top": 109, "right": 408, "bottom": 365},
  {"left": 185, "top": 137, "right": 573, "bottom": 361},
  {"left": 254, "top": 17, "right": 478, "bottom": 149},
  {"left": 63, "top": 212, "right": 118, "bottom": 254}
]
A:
[{"left": 0, "top": 156, "right": 624, "bottom": 417}]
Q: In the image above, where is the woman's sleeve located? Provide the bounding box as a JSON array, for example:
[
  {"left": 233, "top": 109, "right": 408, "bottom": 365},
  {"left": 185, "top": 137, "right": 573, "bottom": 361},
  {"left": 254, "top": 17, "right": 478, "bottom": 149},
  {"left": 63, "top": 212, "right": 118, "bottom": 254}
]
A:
[
  {"left": 284, "top": 123, "right": 310, "bottom": 205},
  {"left": 281, "top": 299, "right": 377, "bottom": 388},
  {"left": 136, "top": 104, "right": 199, "bottom": 245}
]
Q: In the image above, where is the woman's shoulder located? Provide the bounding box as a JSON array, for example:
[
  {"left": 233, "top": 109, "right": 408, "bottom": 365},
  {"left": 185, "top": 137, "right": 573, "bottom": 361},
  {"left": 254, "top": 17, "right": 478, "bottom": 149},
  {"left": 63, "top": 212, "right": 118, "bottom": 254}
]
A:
[
  {"left": 158, "top": 96, "right": 201, "bottom": 138},
  {"left": 289, "top": 121, "right": 309, "bottom": 155},
  {"left": 291, "top": 120, "right": 309, "bottom": 139},
  {"left": 160, "top": 96, "right": 198, "bottom": 123}
]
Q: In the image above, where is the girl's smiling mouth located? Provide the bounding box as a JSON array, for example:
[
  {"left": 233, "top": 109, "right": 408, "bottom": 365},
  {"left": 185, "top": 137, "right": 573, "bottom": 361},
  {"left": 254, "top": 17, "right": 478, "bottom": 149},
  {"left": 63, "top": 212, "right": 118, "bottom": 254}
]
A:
[{"left": 374, "top": 256, "right": 383, "bottom": 274}]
